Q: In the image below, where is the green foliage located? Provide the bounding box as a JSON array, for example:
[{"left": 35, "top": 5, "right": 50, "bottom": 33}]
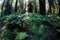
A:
[
  {"left": 1, "top": 12, "right": 29, "bottom": 40},
  {"left": 2, "top": 29, "right": 17, "bottom": 40},
  {"left": 2, "top": 29, "right": 28, "bottom": 40},
  {"left": 23, "top": 13, "right": 50, "bottom": 36},
  {"left": 0, "top": 0, "right": 60, "bottom": 40},
  {"left": 16, "top": 32, "right": 29, "bottom": 40},
  {"left": 23, "top": 13, "right": 60, "bottom": 36},
  {"left": 52, "top": 15, "right": 60, "bottom": 24},
  {"left": 1, "top": 13, "right": 60, "bottom": 40},
  {"left": 0, "top": 12, "right": 22, "bottom": 26}
]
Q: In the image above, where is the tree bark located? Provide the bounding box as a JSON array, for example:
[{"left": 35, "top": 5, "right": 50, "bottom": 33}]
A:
[
  {"left": 15, "top": 0, "right": 18, "bottom": 12},
  {"left": 48, "top": 0, "right": 52, "bottom": 14},
  {"left": 39, "top": 0, "right": 46, "bottom": 15},
  {"left": 4, "top": 0, "right": 11, "bottom": 15},
  {"left": 57, "top": 0, "right": 60, "bottom": 16},
  {"left": 1, "top": 0, "right": 5, "bottom": 17},
  {"left": 28, "top": 1, "right": 34, "bottom": 12}
]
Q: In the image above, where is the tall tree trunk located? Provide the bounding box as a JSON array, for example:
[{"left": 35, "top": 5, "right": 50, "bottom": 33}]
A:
[
  {"left": 28, "top": 1, "right": 34, "bottom": 13},
  {"left": 15, "top": 0, "right": 18, "bottom": 12},
  {"left": 10, "top": 0, "right": 13, "bottom": 11},
  {"left": 35, "top": 0, "right": 37, "bottom": 13},
  {"left": 57, "top": 0, "right": 60, "bottom": 16},
  {"left": 39, "top": 0, "right": 46, "bottom": 15},
  {"left": 4, "top": 0, "right": 11, "bottom": 15},
  {"left": 1, "top": 0, "right": 5, "bottom": 17},
  {"left": 48, "top": 0, "right": 52, "bottom": 14}
]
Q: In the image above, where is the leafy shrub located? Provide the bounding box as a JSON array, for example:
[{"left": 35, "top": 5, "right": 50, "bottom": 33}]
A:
[
  {"left": 1, "top": 13, "right": 60, "bottom": 40},
  {"left": 22, "top": 13, "right": 59, "bottom": 40},
  {"left": 15, "top": 32, "right": 29, "bottom": 40}
]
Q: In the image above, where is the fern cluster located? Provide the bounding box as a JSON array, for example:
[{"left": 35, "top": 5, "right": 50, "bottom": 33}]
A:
[{"left": 0, "top": 13, "right": 60, "bottom": 40}]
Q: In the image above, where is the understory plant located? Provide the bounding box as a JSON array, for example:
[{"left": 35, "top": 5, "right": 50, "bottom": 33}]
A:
[{"left": 1, "top": 13, "right": 60, "bottom": 40}]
